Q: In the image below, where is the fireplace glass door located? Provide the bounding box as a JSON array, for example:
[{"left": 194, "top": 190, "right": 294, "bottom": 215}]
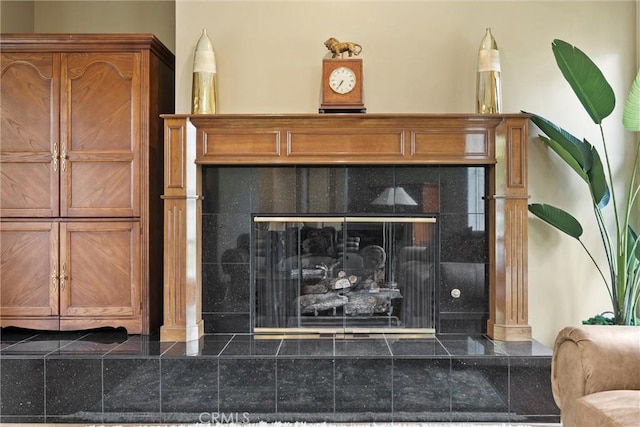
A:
[{"left": 253, "top": 216, "right": 437, "bottom": 333}]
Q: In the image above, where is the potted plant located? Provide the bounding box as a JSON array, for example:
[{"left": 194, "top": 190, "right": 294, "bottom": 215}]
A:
[{"left": 525, "top": 39, "right": 640, "bottom": 325}]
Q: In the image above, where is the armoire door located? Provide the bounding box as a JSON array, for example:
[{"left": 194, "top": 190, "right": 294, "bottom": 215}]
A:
[
  {"left": 0, "top": 53, "right": 60, "bottom": 218},
  {"left": 60, "top": 52, "right": 141, "bottom": 218},
  {"left": 0, "top": 221, "right": 59, "bottom": 329},
  {"left": 58, "top": 221, "right": 141, "bottom": 329}
]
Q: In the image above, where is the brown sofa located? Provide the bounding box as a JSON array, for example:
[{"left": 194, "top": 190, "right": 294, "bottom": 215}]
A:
[{"left": 551, "top": 325, "right": 640, "bottom": 426}]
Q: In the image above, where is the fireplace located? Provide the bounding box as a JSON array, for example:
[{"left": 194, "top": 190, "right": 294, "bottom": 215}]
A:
[{"left": 160, "top": 114, "right": 531, "bottom": 342}]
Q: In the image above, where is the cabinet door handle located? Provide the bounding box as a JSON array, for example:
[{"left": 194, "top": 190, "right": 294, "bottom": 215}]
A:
[
  {"left": 51, "top": 267, "right": 59, "bottom": 291},
  {"left": 59, "top": 263, "right": 67, "bottom": 291},
  {"left": 52, "top": 144, "right": 59, "bottom": 172},
  {"left": 61, "top": 144, "right": 67, "bottom": 172}
]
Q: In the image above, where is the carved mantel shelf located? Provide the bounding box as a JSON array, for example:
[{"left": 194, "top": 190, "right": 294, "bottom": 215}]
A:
[{"left": 160, "top": 113, "right": 531, "bottom": 342}]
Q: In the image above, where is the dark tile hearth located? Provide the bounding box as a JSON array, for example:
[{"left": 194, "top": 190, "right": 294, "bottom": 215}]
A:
[{"left": 0, "top": 328, "right": 559, "bottom": 424}]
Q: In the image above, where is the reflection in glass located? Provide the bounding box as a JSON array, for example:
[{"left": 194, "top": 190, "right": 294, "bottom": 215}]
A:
[{"left": 253, "top": 216, "right": 437, "bottom": 333}]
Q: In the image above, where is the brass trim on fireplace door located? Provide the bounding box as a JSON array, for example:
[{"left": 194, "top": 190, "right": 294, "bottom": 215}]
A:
[
  {"left": 253, "top": 216, "right": 437, "bottom": 223},
  {"left": 254, "top": 327, "right": 436, "bottom": 335},
  {"left": 254, "top": 332, "right": 436, "bottom": 340}
]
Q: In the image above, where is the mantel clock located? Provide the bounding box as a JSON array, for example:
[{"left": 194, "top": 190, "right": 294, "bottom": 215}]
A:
[{"left": 320, "top": 58, "right": 366, "bottom": 113}]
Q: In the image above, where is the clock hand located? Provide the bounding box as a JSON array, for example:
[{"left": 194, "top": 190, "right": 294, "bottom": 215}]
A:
[{"left": 337, "top": 80, "right": 344, "bottom": 88}]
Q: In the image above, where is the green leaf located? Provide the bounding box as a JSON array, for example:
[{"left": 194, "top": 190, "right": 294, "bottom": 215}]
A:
[
  {"left": 552, "top": 39, "right": 615, "bottom": 124},
  {"left": 528, "top": 112, "right": 592, "bottom": 171},
  {"left": 629, "top": 226, "right": 640, "bottom": 261},
  {"left": 528, "top": 203, "right": 584, "bottom": 239},
  {"left": 586, "top": 144, "right": 610, "bottom": 209},
  {"left": 539, "top": 135, "right": 589, "bottom": 182},
  {"left": 623, "top": 68, "right": 640, "bottom": 131}
]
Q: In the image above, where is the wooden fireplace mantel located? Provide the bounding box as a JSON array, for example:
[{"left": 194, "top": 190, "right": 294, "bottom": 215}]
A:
[{"left": 160, "top": 113, "right": 531, "bottom": 342}]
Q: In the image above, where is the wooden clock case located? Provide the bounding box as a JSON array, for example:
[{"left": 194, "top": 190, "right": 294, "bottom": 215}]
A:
[{"left": 320, "top": 58, "right": 366, "bottom": 113}]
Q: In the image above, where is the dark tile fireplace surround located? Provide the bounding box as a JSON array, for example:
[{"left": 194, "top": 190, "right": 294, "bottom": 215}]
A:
[
  {"left": 0, "top": 164, "right": 559, "bottom": 424},
  {"left": 202, "top": 165, "right": 489, "bottom": 335}
]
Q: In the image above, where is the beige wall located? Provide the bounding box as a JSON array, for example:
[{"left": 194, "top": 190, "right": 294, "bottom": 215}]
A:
[
  {"left": 2, "top": 0, "right": 637, "bottom": 347},
  {"left": 1, "top": 1, "right": 175, "bottom": 52},
  {"left": 0, "top": 0, "right": 34, "bottom": 32},
  {"left": 176, "top": 1, "right": 637, "bottom": 346}
]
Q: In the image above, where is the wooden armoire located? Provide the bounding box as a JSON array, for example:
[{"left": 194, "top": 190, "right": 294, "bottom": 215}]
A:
[{"left": 0, "top": 34, "right": 174, "bottom": 334}]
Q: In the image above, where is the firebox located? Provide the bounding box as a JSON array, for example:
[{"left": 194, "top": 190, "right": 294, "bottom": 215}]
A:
[{"left": 253, "top": 215, "right": 437, "bottom": 333}]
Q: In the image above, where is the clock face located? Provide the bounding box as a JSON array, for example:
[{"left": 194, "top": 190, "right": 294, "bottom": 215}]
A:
[{"left": 329, "top": 67, "right": 356, "bottom": 94}]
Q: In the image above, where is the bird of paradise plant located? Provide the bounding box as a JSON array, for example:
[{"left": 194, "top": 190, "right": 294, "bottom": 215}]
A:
[{"left": 525, "top": 39, "right": 640, "bottom": 325}]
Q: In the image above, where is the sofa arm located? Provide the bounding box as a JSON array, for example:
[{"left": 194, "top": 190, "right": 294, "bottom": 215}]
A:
[{"left": 551, "top": 325, "right": 640, "bottom": 411}]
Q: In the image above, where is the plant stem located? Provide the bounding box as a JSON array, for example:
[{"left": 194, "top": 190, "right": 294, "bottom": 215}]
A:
[
  {"left": 593, "top": 204, "right": 616, "bottom": 303},
  {"left": 579, "top": 238, "right": 614, "bottom": 304},
  {"left": 624, "top": 140, "right": 639, "bottom": 231},
  {"left": 600, "top": 125, "right": 621, "bottom": 241},
  {"left": 598, "top": 124, "right": 628, "bottom": 322}
]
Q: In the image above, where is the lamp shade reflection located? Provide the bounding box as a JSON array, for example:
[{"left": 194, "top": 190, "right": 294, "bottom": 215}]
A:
[{"left": 372, "top": 186, "right": 418, "bottom": 206}]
